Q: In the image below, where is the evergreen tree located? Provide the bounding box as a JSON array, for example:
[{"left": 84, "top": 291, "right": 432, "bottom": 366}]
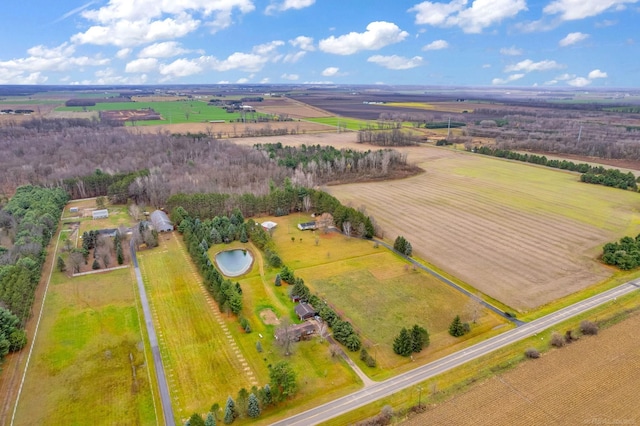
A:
[
  {"left": 247, "top": 393, "right": 261, "bottom": 418},
  {"left": 449, "top": 315, "right": 466, "bottom": 337},
  {"left": 57, "top": 256, "right": 66, "bottom": 272},
  {"left": 223, "top": 396, "right": 236, "bottom": 424},
  {"left": 274, "top": 274, "right": 282, "bottom": 287},
  {"left": 269, "top": 361, "right": 297, "bottom": 402},
  {"left": 261, "top": 384, "right": 273, "bottom": 407},
  {"left": 393, "top": 327, "right": 413, "bottom": 356},
  {"left": 116, "top": 244, "right": 124, "bottom": 265},
  {"left": 205, "top": 413, "right": 216, "bottom": 426},
  {"left": 92, "top": 258, "right": 100, "bottom": 270},
  {"left": 188, "top": 413, "right": 205, "bottom": 426},
  {"left": 237, "top": 388, "right": 249, "bottom": 417},
  {"left": 256, "top": 340, "right": 263, "bottom": 353},
  {"left": 410, "top": 324, "right": 429, "bottom": 353}
]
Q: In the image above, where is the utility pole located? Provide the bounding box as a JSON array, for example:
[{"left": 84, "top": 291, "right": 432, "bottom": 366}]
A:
[
  {"left": 577, "top": 124, "right": 583, "bottom": 143},
  {"left": 417, "top": 385, "right": 423, "bottom": 408}
]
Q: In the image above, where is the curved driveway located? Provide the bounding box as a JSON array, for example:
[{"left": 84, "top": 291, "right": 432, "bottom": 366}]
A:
[
  {"left": 130, "top": 240, "right": 176, "bottom": 426},
  {"left": 273, "top": 280, "right": 639, "bottom": 425}
]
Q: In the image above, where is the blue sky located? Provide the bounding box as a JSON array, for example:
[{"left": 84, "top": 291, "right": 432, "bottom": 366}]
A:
[{"left": 0, "top": 0, "right": 638, "bottom": 87}]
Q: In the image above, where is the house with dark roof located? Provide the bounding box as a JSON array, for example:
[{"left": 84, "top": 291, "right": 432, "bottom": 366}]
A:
[
  {"left": 150, "top": 210, "right": 173, "bottom": 232},
  {"left": 274, "top": 322, "right": 316, "bottom": 341},
  {"left": 294, "top": 303, "right": 316, "bottom": 321},
  {"left": 297, "top": 221, "right": 317, "bottom": 231}
]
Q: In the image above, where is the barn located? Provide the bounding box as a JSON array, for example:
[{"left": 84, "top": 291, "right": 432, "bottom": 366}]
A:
[{"left": 150, "top": 210, "right": 174, "bottom": 232}]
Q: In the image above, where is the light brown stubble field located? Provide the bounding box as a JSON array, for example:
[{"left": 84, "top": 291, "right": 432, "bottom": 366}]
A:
[
  {"left": 402, "top": 311, "right": 640, "bottom": 425},
  {"left": 229, "top": 133, "right": 640, "bottom": 310}
]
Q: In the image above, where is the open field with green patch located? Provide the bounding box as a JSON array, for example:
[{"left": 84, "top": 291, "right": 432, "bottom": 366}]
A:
[
  {"left": 13, "top": 267, "right": 157, "bottom": 425},
  {"left": 56, "top": 100, "right": 242, "bottom": 125},
  {"left": 139, "top": 233, "right": 359, "bottom": 423},
  {"left": 326, "top": 144, "right": 640, "bottom": 311},
  {"left": 259, "top": 214, "right": 506, "bottom": 376},
  {"left": 306, "top": 116, "right": 378, "bottom": 130}
]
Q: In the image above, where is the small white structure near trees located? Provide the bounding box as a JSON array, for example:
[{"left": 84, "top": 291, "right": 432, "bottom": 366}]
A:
[
  {"left": 92, "top": 209, "right": 109, "bottom": 219},
  {"left": 261, "top": 221, "right": 277, "bottom": 231}
]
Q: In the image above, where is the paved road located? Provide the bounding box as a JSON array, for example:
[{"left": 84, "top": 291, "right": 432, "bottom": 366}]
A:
[
  {"left": 273, "top": 280, "right": 640, "bottom": 425},
  {"left": 373, "top": 238, "right": 525, "bottom": 326},
  {"left": 130, "top": 241, "right": 176, "bottom": 426}
]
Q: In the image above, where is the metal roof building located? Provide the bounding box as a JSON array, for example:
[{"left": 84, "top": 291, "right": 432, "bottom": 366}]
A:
[{"left": 150, "top": 210, "right": 174, "bottom": 232}]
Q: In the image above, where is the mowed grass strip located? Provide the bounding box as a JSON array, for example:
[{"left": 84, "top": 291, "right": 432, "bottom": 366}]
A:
[
  {"left": 327, "top": 147, "right": 640, "bottom": 310},
  {"left": 261, "top": 215, "right": 505, "bottom": 376},
  {"left": 137, "top": 233, "right": 264, "bottom": 416},
  {"left": 14, "top": 268, "right": 156, "bottom": 426}
]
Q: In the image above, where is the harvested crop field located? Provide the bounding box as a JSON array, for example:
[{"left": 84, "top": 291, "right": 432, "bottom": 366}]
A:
[
  {"left": 128, "top": 120, "right": 333, "bottom": 136},
  {"left": 328, "top": 146, "right": 640, "bottom": 310},
  {"left": 403, "top": 312, "right": 640, "bottom": 425},
  {"left": 256, "top": 97, "right": 334, "bottom": 118}
]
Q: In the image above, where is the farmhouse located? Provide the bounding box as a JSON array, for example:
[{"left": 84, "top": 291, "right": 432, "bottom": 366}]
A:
[
  {"left": 150, "top": 210, "right": 174, "bottom": 232},
  {"left": 261, "top": 221, "right": 277, "bottom": 231},
  {"left": 92, "top": 209, "right": 109, "bottom": 220},
  {"left": 295, "top": 303, "right": 317, "bottom": 321},
  {"left": 275, "top": 322, "right": 316, "bottom": 342},
  {"left": 297, "top": 221, "right": 317, "bottom": 231}
]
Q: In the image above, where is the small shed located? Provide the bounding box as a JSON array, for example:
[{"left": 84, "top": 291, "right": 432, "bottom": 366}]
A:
[
  {"left": 92, "top": 209, "right": 109, "bottom": 220},
  {"left": 295, "top": 303, "right": 316, "bottom": 321},
  {"left": 261, "top": 221, "right": 277, "bottom": 231},
  {"left": 69, "top": 207, "right": 79, "bottom": 213},
  {"left": 297, "top": 221, "right": 317, "bottom": 231},
  {"left": 150, "top": 210, "right": 174, "bottom": 232}
]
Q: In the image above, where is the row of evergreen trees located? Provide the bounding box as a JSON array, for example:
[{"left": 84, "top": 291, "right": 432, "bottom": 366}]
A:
[
  {"left": 471, "top": 146, "right": 638, "bottom": 191},
  {"left": 168, "top": 185, "right": 376, "bottom": 239},
  {"left": 282, "top": 266, "right": 362, "bottom": 352},
  {"left": 0, "top": 185, "right": 68, "bottom": 364}
]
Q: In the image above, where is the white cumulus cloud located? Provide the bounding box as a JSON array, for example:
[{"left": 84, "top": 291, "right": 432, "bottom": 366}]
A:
[
  {"left": 139, "top": 41, "right": 189, "bottom": 58},
  {"left": 504, "top": 59, "right": 564, "bottom": 73},
  {"left": 266, "top": 0, "right": 315, "bottom": 14},
  {"left": 319, "top": 21, "right": 408, "bottom": 55},
  {"left": 567, "top": 76, "right": 591, "bottom": 87},
  {"left": 367, "top": 55, "right": 423, "bottom": 70},
  {"left": 559, "top": 32, "right": 589, "bottom": 47},
  {"left": 409, "top": 0, "right": 528, "bottom": 33},
  {"left": 159, "top": 57, "right": 205, "bottom": 78},
  {"left": 281, "top": 73, "right": 299, "bottom": 80},
  {"left": 125, "top": 57, "right": 158, "bottom": 73},
  {"left": 423, "top": 39, "right": 449, "bottom": 50},
  {"left": 544, "top": 0, "right": 638, "bottom": 20},
  {"left": 322, "top": 67, "right": 339, "bottom": 76},
  {"left": 588, "top": 69, "right": 608, "bottom": 79},
  {"left": 289, "top": 35, "right": 315, "bottom": 51},
  {"left": 492, "top": 73, "right": 525, "bottom": 85}
]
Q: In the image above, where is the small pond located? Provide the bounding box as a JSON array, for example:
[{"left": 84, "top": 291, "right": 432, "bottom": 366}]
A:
[{"left": 215, "top": 249, "right": 254, "bottom": 277}]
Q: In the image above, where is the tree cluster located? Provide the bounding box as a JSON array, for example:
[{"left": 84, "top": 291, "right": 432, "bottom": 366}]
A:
[
  {"left": 393, "top": 236, "right": 413, "bottom": 256},
  {"left": 178, "top": 213, "right": 244, "bottom": 317},
  {"left": 602, "top": 234, "right": 640, "bottom": 270},
  {"left": 393, "top": 325, "right": 429, "bottom": 357},
  {"left": 0, "top": 186, "right": 68, "bottom": 323},
  {"left": 0, "top": 307, "right": 27, "bottom": 359},
  {"left": 61, "top": 169, "right": 150, "bottom": 202},
  {"left": 471, "top": 146, "right": 638, "bottom": 191},
  {"left": 359, "top": 348, "right": 377, "bottom": 367},
  {"left": 356, "top": 128, "right": 419, "bottom": 146},
  {"left": 448, "top": 315, "right": 470, "bottom": 337}
]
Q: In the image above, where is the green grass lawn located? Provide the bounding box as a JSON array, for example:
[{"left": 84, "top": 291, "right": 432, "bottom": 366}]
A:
[
  {"left": 13, "top": 266, "right": 157, "bottom": 426},
  {"left": 140, "top": 234, "right": 359, "bottom": 423},
  {"left": 306, "top": 116, "right": 419, "bottom": 131},
  {"left": 257, "top": 214, "right": 506, "bottom": 377},
  {"left": 56, "top": 100, "right": 243, "bottom": 125}
]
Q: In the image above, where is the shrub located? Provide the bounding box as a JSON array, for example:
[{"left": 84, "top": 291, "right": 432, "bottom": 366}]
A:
[
  {"left": 580, "top": 320, "right": 599, "bottom": 335},
  {"left": 550, "top": 332, "right": 564, "bottom": 348},
  {"left": 524, "top": 348, "right": 540, "bottom": 359}
]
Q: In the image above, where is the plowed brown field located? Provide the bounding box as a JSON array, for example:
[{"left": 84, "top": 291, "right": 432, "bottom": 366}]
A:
[
  {"left": 230, "top": 132, "right": 640, "bottom": 310},
  {"left": 403, "top": 312, "right": 640, "bottom": 425}
]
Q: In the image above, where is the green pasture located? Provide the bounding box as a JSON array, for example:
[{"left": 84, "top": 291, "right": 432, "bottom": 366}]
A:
[
  {"left": 13, "top": 267, "right": 157, "bottom": 425},
  {"left": 259, "top": 214, "right": 506, "bottom": 376},
  {"left": 141, "top": 235, "right": 359, "bottom": 423},
  {"left": 56, "top": 100, "right": 243, "bottom": 125},
  {"left": 306, "top": 116, "right": 375, "bottom": 130}
]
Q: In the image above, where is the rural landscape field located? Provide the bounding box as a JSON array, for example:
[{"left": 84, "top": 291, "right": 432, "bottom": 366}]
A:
[{"left": 2, "top": 82, "right": 640, "bottom": 426}]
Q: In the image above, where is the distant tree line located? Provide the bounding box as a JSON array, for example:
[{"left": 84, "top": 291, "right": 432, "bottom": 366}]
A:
[
  {"left": 356, "top": 128, "right": 420, "bottom": 146},
  {"left": 61, "top": 169, "right": 150, "bottom": 202},
  {"left": 602, "top": 235, "right": 640, "bottom": 270},
  {"left": 471, "top": 146, "right": 638, "bottom": 191}
]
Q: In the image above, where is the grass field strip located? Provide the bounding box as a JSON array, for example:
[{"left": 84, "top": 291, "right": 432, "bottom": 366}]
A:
[
  {"left": 173, "top": 236, "right": 259, "bottom": 387},
  {"left": 10, "top": 226, "right": 67, "bottom": 426}
]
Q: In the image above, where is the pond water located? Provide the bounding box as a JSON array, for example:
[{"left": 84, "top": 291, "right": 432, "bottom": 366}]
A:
[{"left": 215, "top": 249, "right": 253, "bottom": 277}]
